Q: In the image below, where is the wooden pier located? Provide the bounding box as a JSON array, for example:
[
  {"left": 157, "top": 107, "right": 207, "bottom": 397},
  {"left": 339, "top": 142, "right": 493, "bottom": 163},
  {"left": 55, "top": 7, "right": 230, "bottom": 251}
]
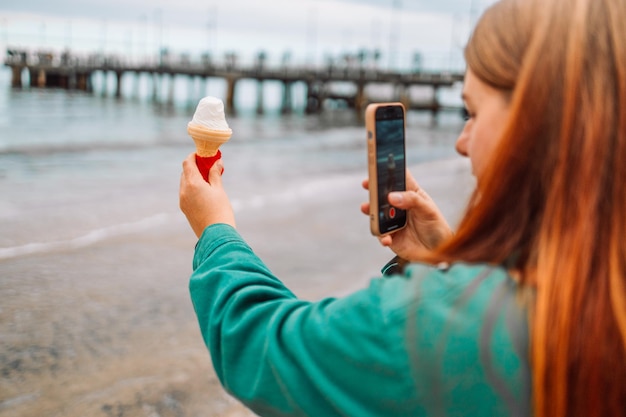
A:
[{"left": 5, "top": 48, "right": 464, "bottom": 117}]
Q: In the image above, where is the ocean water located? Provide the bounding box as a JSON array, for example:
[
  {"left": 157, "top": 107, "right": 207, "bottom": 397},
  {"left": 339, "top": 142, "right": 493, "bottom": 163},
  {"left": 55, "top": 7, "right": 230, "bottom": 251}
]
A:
[{"left": 0, "top": 67, "right": 464, "bottom": 257}]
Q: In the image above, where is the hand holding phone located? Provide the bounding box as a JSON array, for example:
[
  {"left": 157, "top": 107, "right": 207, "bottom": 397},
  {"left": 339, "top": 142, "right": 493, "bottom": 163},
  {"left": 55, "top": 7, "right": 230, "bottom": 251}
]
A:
[{"left": 365, "top": 103, "right": 407, "bottom": 236}]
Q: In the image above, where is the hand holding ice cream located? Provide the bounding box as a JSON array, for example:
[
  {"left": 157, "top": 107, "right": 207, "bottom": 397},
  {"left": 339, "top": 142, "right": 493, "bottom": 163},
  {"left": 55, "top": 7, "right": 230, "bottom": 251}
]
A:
[{"left": 187, "top": 96, "right": 232, "bottom": 181}]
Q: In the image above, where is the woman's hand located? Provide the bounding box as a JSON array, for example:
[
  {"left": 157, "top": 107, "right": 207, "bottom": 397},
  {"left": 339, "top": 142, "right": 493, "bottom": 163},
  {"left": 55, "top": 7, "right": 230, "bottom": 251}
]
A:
[
  {"left": 179, "top": 153, "right": 236, "bottom": 238},
  {"left": 360, "top": 170, "right": 452, "bottom": 261}
]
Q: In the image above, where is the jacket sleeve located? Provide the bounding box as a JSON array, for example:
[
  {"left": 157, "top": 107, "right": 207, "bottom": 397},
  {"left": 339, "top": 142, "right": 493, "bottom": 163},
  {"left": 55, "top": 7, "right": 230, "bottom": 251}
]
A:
[{"left": 189, "top": 224, "right": 418, "bottom": 417}]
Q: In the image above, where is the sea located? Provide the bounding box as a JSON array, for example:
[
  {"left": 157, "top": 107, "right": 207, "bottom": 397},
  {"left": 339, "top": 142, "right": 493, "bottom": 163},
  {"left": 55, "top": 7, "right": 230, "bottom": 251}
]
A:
[
  {"left": 0, "top": 67, "right": 464, "bottom": 258},
  {"left": 0, "top": 66, "right": 469, "bottom": 416}
]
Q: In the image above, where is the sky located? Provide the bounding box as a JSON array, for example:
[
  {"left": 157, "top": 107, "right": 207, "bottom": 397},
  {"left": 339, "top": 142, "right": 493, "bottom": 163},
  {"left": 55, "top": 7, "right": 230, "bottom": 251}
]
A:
[{"left": 0, "top": 0, "right": 497, "bottom": 71}]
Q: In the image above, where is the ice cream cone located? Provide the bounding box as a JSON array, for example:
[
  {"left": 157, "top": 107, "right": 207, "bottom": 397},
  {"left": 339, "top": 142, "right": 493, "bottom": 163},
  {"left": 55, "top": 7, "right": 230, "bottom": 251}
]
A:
[
  {"left": 187, "top": 123, "right": 232, "bottom": 181},
  {"left": 187, "top": 96, "right": 232, "bottom": 181},
  {"left": 187, "top": 123, "right": 232, "bottom": 157}
]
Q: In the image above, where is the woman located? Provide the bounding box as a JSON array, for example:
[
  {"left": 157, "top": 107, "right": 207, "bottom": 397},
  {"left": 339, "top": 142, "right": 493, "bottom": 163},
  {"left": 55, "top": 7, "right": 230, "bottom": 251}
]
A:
[{"left": 179, "top": 0, "right": 626, "bottom": 415}]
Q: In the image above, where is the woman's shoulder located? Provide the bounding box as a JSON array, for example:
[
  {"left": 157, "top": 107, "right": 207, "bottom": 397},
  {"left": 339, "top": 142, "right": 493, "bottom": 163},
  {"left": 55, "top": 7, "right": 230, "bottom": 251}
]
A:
[
  {"left": 400, "top": 261, "right": 527, "bottom": 337},
  {"left": 370, "top": 261, "right": 531, "bottom": 415},
  {"left": 410, "top": 261, "right": 518, "bottom": 308},
  {"left": 371, "top": 261, "right": 517, "bottom": 316}
]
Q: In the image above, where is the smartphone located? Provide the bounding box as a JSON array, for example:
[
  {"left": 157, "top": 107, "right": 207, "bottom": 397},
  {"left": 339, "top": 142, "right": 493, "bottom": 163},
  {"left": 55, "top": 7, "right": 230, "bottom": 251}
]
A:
[{"left": 365, "top": 102, "right": 407, "bottom": 236}]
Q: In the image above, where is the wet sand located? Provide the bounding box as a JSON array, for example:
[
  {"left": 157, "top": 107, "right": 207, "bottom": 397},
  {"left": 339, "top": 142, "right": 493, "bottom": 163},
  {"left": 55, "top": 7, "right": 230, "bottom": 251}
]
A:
[{"left": 0, "top": 158, "right": 473, "bottom": 417}]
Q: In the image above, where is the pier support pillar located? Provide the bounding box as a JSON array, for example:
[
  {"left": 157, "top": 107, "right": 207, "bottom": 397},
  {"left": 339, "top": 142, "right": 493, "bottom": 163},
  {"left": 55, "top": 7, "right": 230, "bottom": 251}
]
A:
[
  {"left": 226, "top": 77, "right": 237, "bottom": 114},
  {"left": 68, "top": 71, "right": 77, "bottom": 89},
  {"left": 187, "top": 76, "right": 196, "bottom": 105},
  {"left": 281, "top": 81, "right": 293, "bottom": 114},
  {"left": 85, "top": 73, "right": 93, "bottom": 93},
  {"left": 132, "top": 73, "right": 140, "bottom": 99},
  {"left": 200, "top": 77, "right": 208, "bottom": 99},
  {"left": 37, "top": 69, "right": 46, "bottom": 88},
  {"left": 305, "top": 81, "right": 323, "bottom": 114},
  {"left": 101, "top": 71, "right": 108, "bottom": 97},
  {"left": 11, "top": 66, "right": 23, "bottom": 88},
  {"left": 115, "top": 72, "right": 123, "bottom": 98},
  {"left": 152, "top": 73, "right": 159, "bottom": 102},
  {"left": 256, "top": 80, "right": 265, "bottom": 115},
  {"left": 167, "top": 74, "right": 175, "bottom": 106},
  {"left": 77, "top": 73, "right": 86, "bottom": 91},
  {"left": 431, "top": 85, "right": 441, "bottom": 126},
  {"left": 398, "top": 84, "right": 410, "bottom": 109},
  {"left": 354, "top": 82, "right": 366, "bottom": 116}
]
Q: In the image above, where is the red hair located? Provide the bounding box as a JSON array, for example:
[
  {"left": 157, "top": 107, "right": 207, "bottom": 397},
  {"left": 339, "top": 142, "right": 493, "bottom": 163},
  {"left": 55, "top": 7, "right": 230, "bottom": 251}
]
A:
[{"left": 426, "top": 0, "right": 626, "bottom": 415}]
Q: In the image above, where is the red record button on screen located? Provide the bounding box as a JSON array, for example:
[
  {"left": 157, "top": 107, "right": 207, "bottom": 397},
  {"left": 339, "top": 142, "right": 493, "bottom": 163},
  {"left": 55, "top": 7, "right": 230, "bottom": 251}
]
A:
[{"left": 389, "top": 207, "right": 396, "bottom": 219}]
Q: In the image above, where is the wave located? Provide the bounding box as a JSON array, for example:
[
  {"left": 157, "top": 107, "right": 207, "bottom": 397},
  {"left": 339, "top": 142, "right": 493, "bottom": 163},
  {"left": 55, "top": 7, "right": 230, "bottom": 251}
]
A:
[
  {"left": 230, "top": 172, "right": 360, "bottom": 212},
  {"left": 0, "top": 140, "right": 187, "bottom": 157},
  {"left": 0, "top": 213, "right": 175, "bottom": 261},
  {"left": 0, "top": 172, "right": 363, "bottom": 261}
]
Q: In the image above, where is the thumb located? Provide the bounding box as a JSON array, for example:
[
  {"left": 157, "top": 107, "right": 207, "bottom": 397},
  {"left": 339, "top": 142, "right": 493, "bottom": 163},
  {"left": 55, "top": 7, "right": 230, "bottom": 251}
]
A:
[
  {"left": 207, "top": 158, "right": 224, "bottom": 186},
  {"left": 388, "top": 190, "right": 427, "bottom": 211}
]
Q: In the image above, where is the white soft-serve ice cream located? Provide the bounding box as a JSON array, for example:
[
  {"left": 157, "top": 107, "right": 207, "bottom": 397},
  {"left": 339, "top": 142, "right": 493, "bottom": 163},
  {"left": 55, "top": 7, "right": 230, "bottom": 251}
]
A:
[{"left": 187, "top": 96, "right": 232, "bottom": 158}]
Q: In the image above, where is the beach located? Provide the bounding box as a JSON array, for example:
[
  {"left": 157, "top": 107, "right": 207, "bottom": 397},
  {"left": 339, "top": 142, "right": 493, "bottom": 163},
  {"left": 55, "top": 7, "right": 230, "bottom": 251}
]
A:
[
  {"left": 0, "top": 158, "right": 473, "bottom": 417},
  {"left": 0, "top": 69, "right": 473, "bottom": 417}
]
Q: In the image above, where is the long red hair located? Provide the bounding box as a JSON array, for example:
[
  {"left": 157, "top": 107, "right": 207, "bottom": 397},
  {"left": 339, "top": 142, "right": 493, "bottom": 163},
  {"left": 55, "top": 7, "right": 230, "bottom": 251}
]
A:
[{"left": 426, "top": 0, "right": 626, "bottom": 415}]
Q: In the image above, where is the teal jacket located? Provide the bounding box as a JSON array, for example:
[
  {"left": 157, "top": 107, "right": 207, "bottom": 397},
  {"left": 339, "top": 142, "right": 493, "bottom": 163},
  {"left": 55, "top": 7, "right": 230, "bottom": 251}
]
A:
[{"left": 190, "top": 224, "right": 531, "bottom": 416}]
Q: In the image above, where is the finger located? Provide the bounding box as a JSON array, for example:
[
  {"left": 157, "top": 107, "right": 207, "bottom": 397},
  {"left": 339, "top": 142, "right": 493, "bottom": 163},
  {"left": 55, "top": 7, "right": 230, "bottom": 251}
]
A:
[
  {"left": 362, "top": 178, "right": 369, "bottom": 190},
  {"left": 360, "top": 202, "right": 370, "bottom": 215},
  {"left": 379, "top": 235, "right": 392, "bottom": 247},
  {"left": 182, "top": 153, "right": 201, "bottom": 180},
  {"left": 179, "top": 154, "right": 197, "bottom": 210},
  {"left": 207, "top": 158, "right": 224, "bottom": 186},
  {"left": 388, "top": 189, "right": 429, "bottom": 210}
]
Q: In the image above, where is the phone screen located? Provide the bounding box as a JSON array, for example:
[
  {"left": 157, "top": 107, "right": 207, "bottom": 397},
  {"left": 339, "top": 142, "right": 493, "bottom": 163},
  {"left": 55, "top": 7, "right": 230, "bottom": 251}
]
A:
[{"left": 375, "top": 106, "right": 406, "bottom": 234}]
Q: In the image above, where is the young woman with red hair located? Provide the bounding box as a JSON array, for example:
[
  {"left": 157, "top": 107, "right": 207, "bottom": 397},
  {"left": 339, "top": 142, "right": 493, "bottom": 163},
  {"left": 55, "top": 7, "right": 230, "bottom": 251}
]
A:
[{"left": 180, "top": 0, "right": 626, "bottom": 415}]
